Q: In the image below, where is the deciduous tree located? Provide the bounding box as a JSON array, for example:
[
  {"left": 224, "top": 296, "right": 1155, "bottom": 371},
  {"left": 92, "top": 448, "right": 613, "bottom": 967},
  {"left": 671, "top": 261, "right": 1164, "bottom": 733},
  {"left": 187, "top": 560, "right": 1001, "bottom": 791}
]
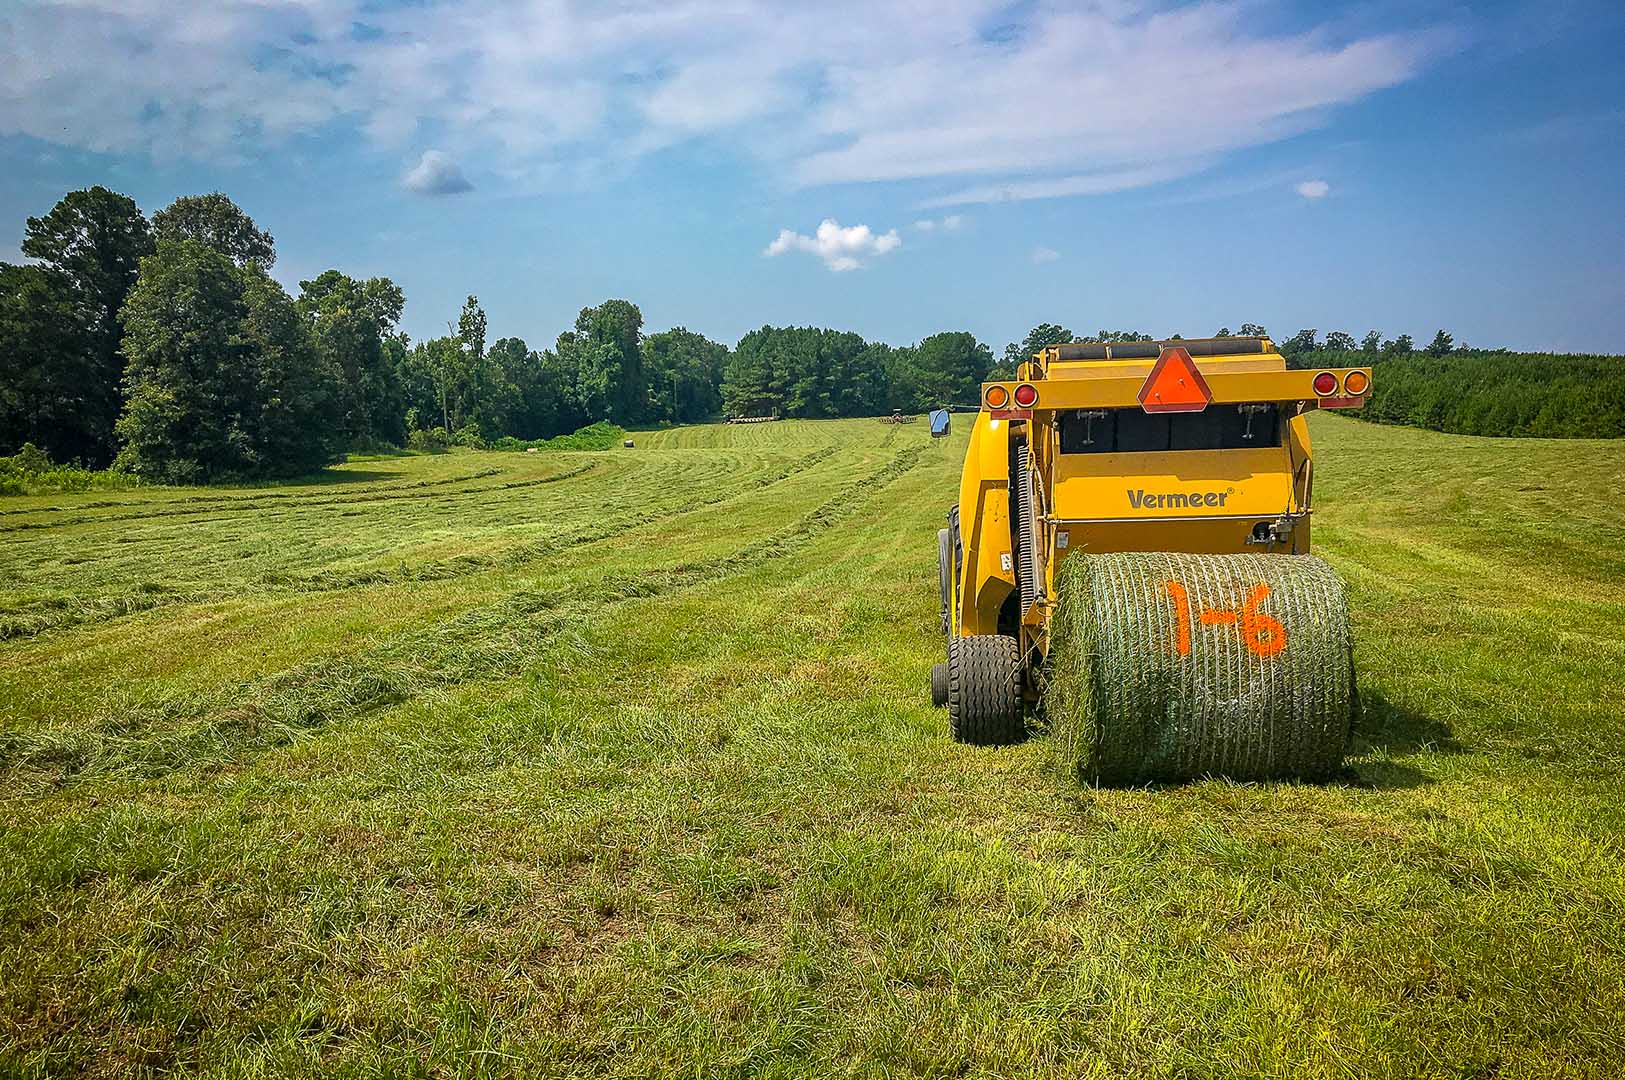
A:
[
  {"left": 0, "top": 264, "right": 85, "bottom": 459},
  {"left": 999, "top": 323, "right": 1073, "bottom": 377},
  {"left": 17, "top": 186, "right": 153, "bottom": 463},
  {"left": 913, "top": 331, "right": 993, "bottom": 409},
  {"left": 116, "top": 240, "right": 339, "bottom": 480},
  {"left": 297, "top": 271, "right": 407, "bottom": 446},
  {"left": 570, "top": 299, "right": 645, "bottom": 422},
  {"left": 644, "top": 328, "right": 727, "bottom": 423},
  {"left": 152, "top": 193, "right": 275, "bottom": 268},
  {"left": 1282, "top": 329, "right": 1319, "bottom": 356}
]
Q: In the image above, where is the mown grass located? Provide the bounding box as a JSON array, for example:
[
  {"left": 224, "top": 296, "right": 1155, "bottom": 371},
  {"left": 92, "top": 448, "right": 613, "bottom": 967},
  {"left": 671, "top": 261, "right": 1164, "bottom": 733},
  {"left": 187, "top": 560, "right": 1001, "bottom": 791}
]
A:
[{"left": 1, "top": 416, "right": 1622, "bottom": 1078}]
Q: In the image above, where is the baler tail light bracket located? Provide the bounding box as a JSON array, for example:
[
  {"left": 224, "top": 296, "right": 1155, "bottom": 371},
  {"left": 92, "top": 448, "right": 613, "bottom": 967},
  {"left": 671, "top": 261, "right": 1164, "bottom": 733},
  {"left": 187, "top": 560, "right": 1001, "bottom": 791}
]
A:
[{"left": 1245, "top": 510, "right": 1308, "bottom": 548}]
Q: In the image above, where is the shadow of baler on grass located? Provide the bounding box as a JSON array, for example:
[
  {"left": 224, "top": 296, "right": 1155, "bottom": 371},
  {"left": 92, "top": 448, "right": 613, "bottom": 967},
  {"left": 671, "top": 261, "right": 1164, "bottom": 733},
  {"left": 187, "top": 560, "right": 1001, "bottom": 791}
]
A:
[
  {"left": 1013, "top": 679, "right": 1462, "bottom": 793},
  {"left": 1340, "top": 687, "right": 1463, "bottom": 790}
]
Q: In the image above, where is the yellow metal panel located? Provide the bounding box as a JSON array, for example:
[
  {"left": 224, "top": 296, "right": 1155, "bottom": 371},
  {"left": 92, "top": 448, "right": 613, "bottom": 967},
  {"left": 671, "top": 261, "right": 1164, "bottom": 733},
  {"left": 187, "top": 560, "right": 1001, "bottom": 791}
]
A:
[
  {"left": 954, "top": 413, "right": 1015, "bottom": 636},
  {"left": 1050, "top": 517, "right": 1303, "bottom": 557},
  {"left": 1051, "top": 447, "right": 1297, "bottom": 522},
  {"left": 981, "top": 368, "right": 1372, "bottom": 410}
]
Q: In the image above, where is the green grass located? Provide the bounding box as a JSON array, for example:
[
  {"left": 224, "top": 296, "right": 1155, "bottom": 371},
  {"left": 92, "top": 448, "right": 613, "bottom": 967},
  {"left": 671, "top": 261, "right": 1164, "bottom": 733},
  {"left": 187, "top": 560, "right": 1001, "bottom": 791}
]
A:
[
  {"left": 488, "top": 420, "right": 628, "bottom": 452},
  {"left": 0, "top": 444, "right": 143, "bottom": 497},
  {"left": 1, "top": 416, "right": 1622, "bottom": 1078}
]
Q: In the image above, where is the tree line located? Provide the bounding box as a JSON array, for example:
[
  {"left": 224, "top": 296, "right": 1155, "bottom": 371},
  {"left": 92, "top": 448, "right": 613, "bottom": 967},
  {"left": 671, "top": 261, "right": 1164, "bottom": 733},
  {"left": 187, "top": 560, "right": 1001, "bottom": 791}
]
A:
[
  {"left": 1330, "top": 351, "right": 1625, "bottom": 438},
  {"left": 1000, "top": 323, "right": 1464, "bottom": 366},
  {"left": 0, "top": 186, "right": 743, "bottom": 480},
  {"left": 1, "top": 186, "right": 1006, "bottom": 481},
  {"left": 1275, "top": 326, "right": 1459, "bottom": 365},
  {"left": 0, "top": 186, "right": 414, "bottom": 480},
  {"left": 4, "top": 185, "right": 1620, "bottom": 483},
  {"left": 1232, "top": 327, "right": 1625, "bottom": 438}
]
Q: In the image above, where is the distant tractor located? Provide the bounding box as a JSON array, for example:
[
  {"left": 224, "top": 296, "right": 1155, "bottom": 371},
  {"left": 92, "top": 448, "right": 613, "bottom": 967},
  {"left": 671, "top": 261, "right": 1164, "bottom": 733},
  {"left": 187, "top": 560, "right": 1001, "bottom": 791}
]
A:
[{"left": 933, "top": 337, "right": 1373, "bottom": 783}]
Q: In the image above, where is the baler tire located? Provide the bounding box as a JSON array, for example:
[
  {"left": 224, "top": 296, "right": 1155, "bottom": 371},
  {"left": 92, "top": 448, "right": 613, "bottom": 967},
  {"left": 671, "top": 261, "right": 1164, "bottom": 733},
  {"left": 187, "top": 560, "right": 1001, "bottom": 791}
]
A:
[
  {"left": 949, "top": 634, "right": 1024, "bottom": 746},
  {"left": 931, "top": 662, "right": 949, "bottom": 708}
]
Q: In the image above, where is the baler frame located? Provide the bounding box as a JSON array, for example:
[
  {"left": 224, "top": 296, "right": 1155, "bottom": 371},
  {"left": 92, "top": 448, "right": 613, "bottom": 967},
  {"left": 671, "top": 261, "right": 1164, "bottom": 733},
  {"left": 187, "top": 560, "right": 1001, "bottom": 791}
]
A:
[{"left": 934, "top": 337, "right": 1372, "bottom": 744}]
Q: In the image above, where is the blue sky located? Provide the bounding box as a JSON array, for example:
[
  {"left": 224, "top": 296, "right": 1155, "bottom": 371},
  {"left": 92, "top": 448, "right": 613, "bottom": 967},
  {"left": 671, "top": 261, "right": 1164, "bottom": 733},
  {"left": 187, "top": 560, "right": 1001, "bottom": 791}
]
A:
[{"left": 3, "top": 0, "right": 1623, "bottom": 354}]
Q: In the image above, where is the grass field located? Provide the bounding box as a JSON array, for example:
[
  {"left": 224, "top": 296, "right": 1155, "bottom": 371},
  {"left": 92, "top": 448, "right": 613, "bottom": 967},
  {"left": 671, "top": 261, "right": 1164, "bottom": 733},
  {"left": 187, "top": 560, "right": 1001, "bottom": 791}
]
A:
[{"left": 2, "top": 414, "right": 1623, "bottom": 1078}]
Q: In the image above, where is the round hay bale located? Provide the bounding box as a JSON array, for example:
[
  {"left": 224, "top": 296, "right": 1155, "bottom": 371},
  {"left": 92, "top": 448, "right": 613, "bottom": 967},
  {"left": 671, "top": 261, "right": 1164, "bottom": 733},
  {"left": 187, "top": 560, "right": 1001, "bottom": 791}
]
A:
[{"left": 1046, "top": 552, "right": 1353, "bottom": 786}]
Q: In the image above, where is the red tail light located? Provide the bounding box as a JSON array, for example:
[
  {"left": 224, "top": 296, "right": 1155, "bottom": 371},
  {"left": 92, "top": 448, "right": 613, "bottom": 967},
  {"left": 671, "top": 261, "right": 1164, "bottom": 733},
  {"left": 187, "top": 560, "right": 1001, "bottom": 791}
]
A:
[
  {"left": 1312, "top": 371, "right": 1337, "bottom": 396},
  {"left": 1013, "top": 384, "right": 1038, "bottom": 408}
]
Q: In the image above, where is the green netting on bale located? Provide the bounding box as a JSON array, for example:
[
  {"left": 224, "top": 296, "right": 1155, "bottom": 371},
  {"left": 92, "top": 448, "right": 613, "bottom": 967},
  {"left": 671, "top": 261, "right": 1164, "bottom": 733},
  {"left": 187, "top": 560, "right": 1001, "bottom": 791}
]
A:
[{"left": 1047, "top": 552, "right": 1354, "bottom": 786}]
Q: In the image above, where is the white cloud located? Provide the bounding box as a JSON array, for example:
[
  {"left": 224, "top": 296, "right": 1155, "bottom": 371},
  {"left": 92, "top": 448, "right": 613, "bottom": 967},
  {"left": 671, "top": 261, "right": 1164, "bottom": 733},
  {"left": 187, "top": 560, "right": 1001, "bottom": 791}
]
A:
[
  {"left": 765, "top": 219, "right": 901, "bottom": 272},
  {"left": 1296, "top": 179, "right": 1332, "bottom": 199},
  {"left": 1031, "top": 246, "right": 1061, "bottom": 264},
  {"left": 402, "top": 150, "right": 473, "bottom": 195},
  {"left": 0, "top": 1, "right": 1453, "bottom": 203},
  {"left": 790, "top": 9, "right": 1452, "bottom": 202},
  {"left": 913, "top": 214, "right": 965, "bottom": 232},
  {"left": 923, "top": 164, "right": 1202, "bottom": 208}
]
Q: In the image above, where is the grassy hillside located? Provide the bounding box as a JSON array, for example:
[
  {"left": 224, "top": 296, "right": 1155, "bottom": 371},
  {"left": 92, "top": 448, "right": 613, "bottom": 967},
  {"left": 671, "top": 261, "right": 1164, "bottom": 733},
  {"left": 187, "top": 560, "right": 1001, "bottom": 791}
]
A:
[{"left": 1, "top": 415, "right": 1622, "bottom": 1077}]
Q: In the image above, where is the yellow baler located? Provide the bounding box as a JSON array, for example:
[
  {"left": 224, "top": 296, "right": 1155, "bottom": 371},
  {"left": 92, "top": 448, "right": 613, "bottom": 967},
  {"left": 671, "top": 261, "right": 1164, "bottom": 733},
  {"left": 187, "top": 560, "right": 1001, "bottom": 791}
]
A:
[{"left": 932, "top": 337, "right": 1371, "bottom": 778}]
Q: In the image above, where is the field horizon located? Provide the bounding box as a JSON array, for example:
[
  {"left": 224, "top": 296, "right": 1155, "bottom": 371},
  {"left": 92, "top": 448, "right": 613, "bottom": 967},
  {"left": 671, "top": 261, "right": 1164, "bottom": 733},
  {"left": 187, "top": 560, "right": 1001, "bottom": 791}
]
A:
[{"left": 2, "top": 413, "right": 1623, "bottom": 1077}]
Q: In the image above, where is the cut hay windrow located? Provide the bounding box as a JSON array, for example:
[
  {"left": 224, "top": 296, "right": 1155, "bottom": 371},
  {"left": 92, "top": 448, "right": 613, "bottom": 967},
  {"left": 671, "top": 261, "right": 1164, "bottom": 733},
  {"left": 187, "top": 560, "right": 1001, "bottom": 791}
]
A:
[
  {"left": 0, "top": 460, "right": 604, "bottom": 534},
  {"left": 0, "top": 446, "right": 841, "bottom": 643},
  {"left": 0, "top": 444, "right": 926, "bottom": 787},
  {"left": 1046, "top": 552, "right": 1354, "bottom": 786},
  {"left": 0, "top": 466, "right": 507, "bottom": 519}
]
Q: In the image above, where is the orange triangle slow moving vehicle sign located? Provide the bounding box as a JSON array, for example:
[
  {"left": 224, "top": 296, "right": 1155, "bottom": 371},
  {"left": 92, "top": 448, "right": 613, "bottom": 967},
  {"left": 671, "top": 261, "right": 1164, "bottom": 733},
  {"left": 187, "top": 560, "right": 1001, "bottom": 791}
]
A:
[{"left": 1138, "top": 346, "right": 1213, "bottom": 413}]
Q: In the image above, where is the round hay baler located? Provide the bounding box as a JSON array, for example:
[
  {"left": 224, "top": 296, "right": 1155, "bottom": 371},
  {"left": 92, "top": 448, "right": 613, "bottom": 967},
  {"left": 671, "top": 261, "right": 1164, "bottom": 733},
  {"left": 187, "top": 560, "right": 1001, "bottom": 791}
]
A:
[{"left": 931, "top": 338, "right": 1371, "bottom": 784}]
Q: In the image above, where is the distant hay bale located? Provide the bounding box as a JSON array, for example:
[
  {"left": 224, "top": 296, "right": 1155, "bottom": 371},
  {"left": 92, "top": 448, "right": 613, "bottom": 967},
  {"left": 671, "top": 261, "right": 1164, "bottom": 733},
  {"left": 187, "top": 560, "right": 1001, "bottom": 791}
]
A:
[
  {"left": 623, "top": 439, "right": 634, "bottom": 448},
  {"left": 1047, "top": 552, "right": 1354, "bottom": 786}
]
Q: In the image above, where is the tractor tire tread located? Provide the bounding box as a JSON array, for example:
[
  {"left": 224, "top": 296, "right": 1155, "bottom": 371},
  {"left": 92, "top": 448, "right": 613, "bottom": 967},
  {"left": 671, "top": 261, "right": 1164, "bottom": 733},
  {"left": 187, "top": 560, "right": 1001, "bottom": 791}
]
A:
[{"left": 949, "top": 634, "right": 1024, "bottom": 745}]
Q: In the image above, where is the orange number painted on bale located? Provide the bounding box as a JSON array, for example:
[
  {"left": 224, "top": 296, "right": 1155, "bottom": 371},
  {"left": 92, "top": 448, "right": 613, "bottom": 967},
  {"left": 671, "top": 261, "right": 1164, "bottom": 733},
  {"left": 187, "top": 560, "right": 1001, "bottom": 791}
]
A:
[
  {"left": 1164, "top": 581, "right": 1288, "bottom": 658},
  {"left": 1164, "top": 581, "right": 1193, "bottom": 655},
  {"left": 1240, "top": 584, "right": 1287, "bottom": 657}
]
